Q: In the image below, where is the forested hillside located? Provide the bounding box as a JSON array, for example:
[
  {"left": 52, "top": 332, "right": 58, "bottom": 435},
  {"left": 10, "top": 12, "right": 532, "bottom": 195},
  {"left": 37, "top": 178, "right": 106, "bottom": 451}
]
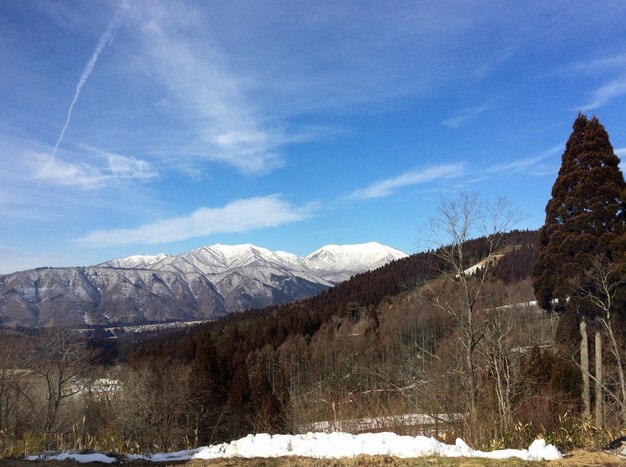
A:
[
  {"left": 1, "top": 229, "right": 551, "bottom": 457},
  {"left": 0, "top": 219, "right": 620, "bottom": 458},
  {"left": 122, "top": 229, "right": 553, "bottom": 446}
]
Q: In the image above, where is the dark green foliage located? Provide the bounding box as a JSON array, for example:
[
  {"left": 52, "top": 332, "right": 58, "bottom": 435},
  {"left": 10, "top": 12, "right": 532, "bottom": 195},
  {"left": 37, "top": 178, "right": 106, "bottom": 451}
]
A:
[
  {"left": 493, "top": 231, "right": 538, "bottom": 284},
  {"left": 533, "top": 114, "right": 626, "bottom": 314},
  {"left": 517, "top": 347, "right": 581, "bottom": 429}
]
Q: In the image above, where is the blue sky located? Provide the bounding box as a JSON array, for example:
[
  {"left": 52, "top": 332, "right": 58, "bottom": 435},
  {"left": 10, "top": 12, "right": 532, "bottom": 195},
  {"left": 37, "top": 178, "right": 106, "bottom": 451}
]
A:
[{"left": 2, "top": 1, "right": 626, "bottom": 273}]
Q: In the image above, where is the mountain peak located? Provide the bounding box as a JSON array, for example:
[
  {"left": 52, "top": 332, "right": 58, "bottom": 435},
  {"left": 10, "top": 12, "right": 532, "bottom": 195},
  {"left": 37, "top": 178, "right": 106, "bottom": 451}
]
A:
[
  {"left": 308, "top": 242, "right": 406, "bottom": 258},
  {"left": 98, "top": 242, "right": 407, "bottom": 282},
  {"left": 305, "top": 242, "right": 408, "bottom": 282}
]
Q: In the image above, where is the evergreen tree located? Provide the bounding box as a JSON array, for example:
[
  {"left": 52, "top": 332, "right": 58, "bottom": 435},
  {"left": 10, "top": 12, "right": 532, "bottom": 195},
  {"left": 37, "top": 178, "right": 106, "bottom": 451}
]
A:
[{"left": 533, "top": 114, "right": 626, "bottom": 316}]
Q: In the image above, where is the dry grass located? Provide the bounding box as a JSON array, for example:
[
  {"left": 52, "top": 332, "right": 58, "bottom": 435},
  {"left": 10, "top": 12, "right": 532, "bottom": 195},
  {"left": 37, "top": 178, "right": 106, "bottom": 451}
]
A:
[
  {"left": 1, "top": 451, "right": 624, "bottom": 466},
  {"left": 550, "top": 450, "right": 624, "bottom": 466}
]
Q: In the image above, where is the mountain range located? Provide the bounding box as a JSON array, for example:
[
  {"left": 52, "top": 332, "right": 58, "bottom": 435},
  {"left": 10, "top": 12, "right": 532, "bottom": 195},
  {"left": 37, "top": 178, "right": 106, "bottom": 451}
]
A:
[{"left": 0, "top": 243, "right": 407, "bottom": 328}]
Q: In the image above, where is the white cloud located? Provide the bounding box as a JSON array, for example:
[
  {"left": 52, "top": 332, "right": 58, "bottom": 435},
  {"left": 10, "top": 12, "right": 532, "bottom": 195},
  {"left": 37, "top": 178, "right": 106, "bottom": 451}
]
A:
[
  {"left": 107, "top": 153, "right": 158, "bottom": 179},
  {"left": 0, "top": 135, "right": 163, "bottom": 226},
  {"left": 580, "top": 77, "right": 626, "bottom": 111},
  {"left": 28, "top": 145, "right": 158, "bottom": 189},
  {"left": 79, "top": 144, "right": 159, "bottom": 180},
  {"left": 346, "top": 164, "right": 465, "bottom": 201},
  {"left": 75, "top": 195, "right": 313, "bottom": 247},
  {"left": 30, "top": 151, "right": 108, "bottom": 189},
  {"left": 487, "top": 144, "right": 563, "bottom": 175},
  {"left": 442, "top": 107, "right": 488, "bottom": 129}
]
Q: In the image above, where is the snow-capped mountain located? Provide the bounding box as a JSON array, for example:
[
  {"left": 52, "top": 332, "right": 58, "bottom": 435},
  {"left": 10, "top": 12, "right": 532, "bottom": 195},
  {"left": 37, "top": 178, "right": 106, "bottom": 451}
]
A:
[
  {"left": 102, "top": 242, "right": 406, "bottom": 277},
  {"left": 0, "top": 243, "right": 407, "bottom": 328},
  {"left": 305, "top": 242, "right": 408, "bottom": 282}
]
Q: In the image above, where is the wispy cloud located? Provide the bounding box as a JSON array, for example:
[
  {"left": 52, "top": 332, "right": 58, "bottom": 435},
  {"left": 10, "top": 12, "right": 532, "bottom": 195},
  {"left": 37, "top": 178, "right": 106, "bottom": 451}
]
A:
[
  {"left": 133, "top": 11, "right": 290, "bottom": 175},
  {"left": 556, "top": 52, "right": 626, "bottom": 77},
  {"left": 553, "top": 50, "right": 626, "bottom": 111},
  {"left": 487, "top": 144, "right": 562, "bottom": 175},
  {"left": 442, "top": 107, "right": 488, "bottom": 129},
  {"left": 0, "top": 133, "right": 162, "bottom": 227},
  {"left": 473, "top": 48, "right": 515, "bottom": 79},
  {"left": 124, "top": 2, "right": 525, "bottom": 176},
  {"left": 346, "top": 164, "right": 465, "bottom": 201},
  {"left": 75, "top": 195, "right": 313, "bottom": 247},
  {"left": 580, "top": 77, "right": 626, "bottom": 111}
]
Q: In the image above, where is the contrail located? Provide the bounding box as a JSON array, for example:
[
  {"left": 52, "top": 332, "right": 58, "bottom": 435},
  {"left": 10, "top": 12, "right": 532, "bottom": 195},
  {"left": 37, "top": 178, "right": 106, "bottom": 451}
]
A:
[
  {"left": 108, "top": 21, "right": 122, "bottom": 48},
  {"left": 37, "top": 3, "right": 126, "bottom": 189},
  {"left": 51, "top": 5, "right": 126, "bottom": 159}
]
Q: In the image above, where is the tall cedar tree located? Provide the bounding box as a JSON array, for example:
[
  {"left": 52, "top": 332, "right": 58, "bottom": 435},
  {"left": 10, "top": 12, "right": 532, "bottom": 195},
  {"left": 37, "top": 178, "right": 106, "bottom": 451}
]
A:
[{"left": 533, "top": 114, "right": 626, "bottom": 320}]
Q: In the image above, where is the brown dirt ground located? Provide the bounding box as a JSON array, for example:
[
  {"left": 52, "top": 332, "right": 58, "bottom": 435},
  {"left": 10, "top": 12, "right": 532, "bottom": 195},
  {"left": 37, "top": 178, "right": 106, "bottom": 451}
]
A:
[{"left": 0, "top": 451, "right": 623, "bottom": 466}]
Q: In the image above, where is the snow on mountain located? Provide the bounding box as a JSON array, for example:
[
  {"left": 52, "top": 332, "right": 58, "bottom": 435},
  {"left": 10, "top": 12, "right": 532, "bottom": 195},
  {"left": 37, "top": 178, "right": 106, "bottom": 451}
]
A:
[
  {"left": 0, "top": 242, "right": 407, "bottom": 328},
  {"left": 274, "top": 250, "right": 305, "bottom": 266},
  {"left": 103, "top": 242, "right": 407, "bottom": 284},
  {"left": 305, "top": 242, "right": 408, "bottom": 282},
  {"left": 101, "top": 253, "right": 169, "bottom": 269},
  {"left": 102, "top": 242, "right": 408, "bottom": 299},
  {"left": 0, "top": 266, "right": 225, "bottom": 328}
]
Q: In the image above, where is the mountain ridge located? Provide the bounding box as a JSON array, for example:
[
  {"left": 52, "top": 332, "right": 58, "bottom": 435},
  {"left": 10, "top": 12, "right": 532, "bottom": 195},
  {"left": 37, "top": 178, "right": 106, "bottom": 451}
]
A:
[
  {"left": 0, "top": 242, "right": 407, "bottom": 328},
  {"left": 98, "top": 242, "right": 407, "bottom": 284}
]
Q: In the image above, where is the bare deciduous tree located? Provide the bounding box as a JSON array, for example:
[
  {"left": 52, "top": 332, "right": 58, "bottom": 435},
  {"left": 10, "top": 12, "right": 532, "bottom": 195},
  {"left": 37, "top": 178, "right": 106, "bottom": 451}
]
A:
[
  {"left": 570, "top": 255, "right": 626, "bottom": 425},
  {"left": 0, "top": 336, "right": 36, "bottom": 453},
  {"left": 481, "top": 311, "right": 517, "bottom": 436},
  {"left": 28, "top": 329, "right": 92, "bottom": 443},
  {"left": 424, "top": 193, "right": 521, "bottom": 430},
  {"left": 115, "top": 361, "right": 193, "bottom": 452}
]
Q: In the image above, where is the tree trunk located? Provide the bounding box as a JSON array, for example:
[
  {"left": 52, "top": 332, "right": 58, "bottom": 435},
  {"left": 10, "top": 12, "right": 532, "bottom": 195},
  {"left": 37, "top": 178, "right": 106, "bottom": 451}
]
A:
[
  {"left": 603, "top": 318, "right": 626, "bottom": 425},
  {"left": 466, "top": 330, "right": 478, "bottom": 424},
  {"left": 580, "top": 319, "right": 590, "bottom": 418},
  {"left": 594, "top": 328, "right": 603, "bottom": 427}
]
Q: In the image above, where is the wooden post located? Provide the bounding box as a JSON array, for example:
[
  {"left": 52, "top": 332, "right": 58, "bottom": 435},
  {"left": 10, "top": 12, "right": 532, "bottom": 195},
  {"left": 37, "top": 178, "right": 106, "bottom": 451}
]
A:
[
  {"left": 580, "top": 319, "right": 591, "bottom": 418},
  {"left": 595, "top": 328, "right": 603, "bottom": 427}
]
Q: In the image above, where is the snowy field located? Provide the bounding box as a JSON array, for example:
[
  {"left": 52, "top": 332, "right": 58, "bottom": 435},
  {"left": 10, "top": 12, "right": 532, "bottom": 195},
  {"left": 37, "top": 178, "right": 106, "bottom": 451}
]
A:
[{"left": 25, "top": 432, "right": 561, "bottom": 463}]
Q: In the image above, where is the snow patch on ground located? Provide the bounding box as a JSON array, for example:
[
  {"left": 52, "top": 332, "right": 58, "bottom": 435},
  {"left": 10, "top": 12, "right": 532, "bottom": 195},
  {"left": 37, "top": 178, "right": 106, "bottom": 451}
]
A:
[
  {"left": 25, "top": 452, "right": 116, "bottom": 463},
  {"left": 26, "top": 432, "right": 561, "bottom": 463}
]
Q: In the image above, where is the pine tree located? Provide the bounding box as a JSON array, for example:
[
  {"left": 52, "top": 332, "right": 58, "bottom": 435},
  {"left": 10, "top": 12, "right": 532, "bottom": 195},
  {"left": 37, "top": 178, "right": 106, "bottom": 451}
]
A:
[{"left": 533, "top": 114, "right": 626, "bottom": 316}]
